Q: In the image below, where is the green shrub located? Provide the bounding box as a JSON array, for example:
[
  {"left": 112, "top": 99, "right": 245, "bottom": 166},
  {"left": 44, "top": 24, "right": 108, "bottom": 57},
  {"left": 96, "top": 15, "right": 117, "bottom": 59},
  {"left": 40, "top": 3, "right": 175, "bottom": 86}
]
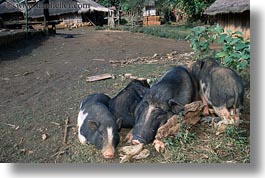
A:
[
  {"left": 186, "top": 25, "right": 250, "bottom": 73},
  {"left": 122, "top": 25, "right": 191, "bottom": 40},
  {"left": 120, "top": 18, "right": 128, "bottom": 25},
  {"left": 216, "top": 30, "right": 250, "bottom": 72}
]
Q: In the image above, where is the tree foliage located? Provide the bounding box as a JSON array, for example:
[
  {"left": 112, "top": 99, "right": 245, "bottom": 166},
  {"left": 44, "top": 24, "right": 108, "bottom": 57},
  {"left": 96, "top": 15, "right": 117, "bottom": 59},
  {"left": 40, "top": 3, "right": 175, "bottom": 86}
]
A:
[
  {"left": 97, "top": 0, "right": 146, "bottom": 15},
  {"left": 157, "top": 0, "right": 215, "bottom": 22},
  {"left": 121, "top": 0, "right": 145, "bottom": 14},
  {"left": 97, "top": 0, "right": 215, "bottom": 22}
]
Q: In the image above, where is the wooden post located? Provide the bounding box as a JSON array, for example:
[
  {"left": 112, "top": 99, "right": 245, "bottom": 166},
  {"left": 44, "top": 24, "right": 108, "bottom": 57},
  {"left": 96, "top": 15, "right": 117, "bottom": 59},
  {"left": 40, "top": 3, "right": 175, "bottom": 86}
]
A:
[
  {"left": 43, "top": 0, "right": 49, "bottom": 35},
  {"left": 25, "top": 0, "right": 29, "bottom": 38}
]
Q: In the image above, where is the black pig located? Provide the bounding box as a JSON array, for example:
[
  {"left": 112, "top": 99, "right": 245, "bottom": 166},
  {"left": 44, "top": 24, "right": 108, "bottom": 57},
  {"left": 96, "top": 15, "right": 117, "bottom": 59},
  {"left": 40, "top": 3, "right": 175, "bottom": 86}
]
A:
[
  {"left": 132, "top": 66, "right": 198, "bottom": 144},
  {"left": 109, "top": 79, "right": 150, "bottom": 128},
  {"left": 191, "top": 57, "right": 244, "bottom": 124},
  {"left": 77, "top": 93, "right": 121, "bottom": 159}
]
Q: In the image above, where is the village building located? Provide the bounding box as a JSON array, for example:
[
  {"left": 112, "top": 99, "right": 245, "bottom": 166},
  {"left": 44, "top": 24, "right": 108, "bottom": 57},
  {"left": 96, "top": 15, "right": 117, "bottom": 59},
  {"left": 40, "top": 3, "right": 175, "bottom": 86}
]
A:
[
  {"left": 0, "top": 0, "right": 23, "bottom": 28},
  {"left": 205, "top": 0, "right": 250, "bottom": 39},
  {"left": 142, "top": 0, "right": 160, "bottom": 26},
  {"left": 28, "top": 0, "right": 108, "bottom": 27}
]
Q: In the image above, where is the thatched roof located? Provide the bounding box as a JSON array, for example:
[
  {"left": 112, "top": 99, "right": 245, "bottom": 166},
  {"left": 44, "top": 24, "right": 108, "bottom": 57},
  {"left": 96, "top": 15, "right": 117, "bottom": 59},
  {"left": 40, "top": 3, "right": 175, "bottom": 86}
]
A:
[
  {"left": 28, "top": 0, "right": 108, "bottom": 18},
  {"left": 0, "top": 1, "right": 23, "bottom": 14},
  {"left": 205, "top": 0, "right": 250, "bottom": 15},
  {"left": 78, "top": 0, "right": 108, "bottom": 13},
  {"left": 28, "top": 0, "right": 79, "bottom": 18}
]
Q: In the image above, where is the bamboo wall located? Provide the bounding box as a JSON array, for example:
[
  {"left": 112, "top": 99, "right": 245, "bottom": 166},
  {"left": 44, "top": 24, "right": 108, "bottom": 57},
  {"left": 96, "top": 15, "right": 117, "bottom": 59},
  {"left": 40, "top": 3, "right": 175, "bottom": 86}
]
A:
[{"left": 217, "top": 11, "right": 250, "bottom": 39}]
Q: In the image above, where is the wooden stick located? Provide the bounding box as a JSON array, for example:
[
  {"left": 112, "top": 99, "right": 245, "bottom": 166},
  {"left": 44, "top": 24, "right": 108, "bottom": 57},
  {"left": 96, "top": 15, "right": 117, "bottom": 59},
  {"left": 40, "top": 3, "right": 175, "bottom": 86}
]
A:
[
  {"left": 86, "top": 73, "right": 115, "bottom": 82},
  {"left": 63, "top": 117, "right": 69, "bottom": 144}
]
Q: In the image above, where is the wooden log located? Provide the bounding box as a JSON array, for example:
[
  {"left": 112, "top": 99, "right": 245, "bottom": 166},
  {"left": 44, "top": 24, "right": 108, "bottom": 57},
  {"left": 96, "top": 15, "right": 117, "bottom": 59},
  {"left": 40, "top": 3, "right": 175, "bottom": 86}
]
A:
[
  {"left": 86, "top": 73, "right": 115, "bottom": 82},
  {"left": 155, "top": 115, "right": 180, "bottom": 140},
  {"left": 183, "top": 101, "right": 206, "bottom": 125}
]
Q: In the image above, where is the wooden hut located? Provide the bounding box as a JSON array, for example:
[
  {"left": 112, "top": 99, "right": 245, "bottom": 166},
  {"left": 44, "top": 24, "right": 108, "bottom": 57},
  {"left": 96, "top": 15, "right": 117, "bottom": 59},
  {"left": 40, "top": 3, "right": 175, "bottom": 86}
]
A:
[
  {"left": 0, "top": 0, "right": 23, "bottom": 28},
  {"left": 205, "top": 0, "right": 250, "bottom": 39},
  {"left": 28, "top": 0, "right": 80, "bottom": 22},
  {"left": 143, "top": 0, "right": 160, "bottom": 26},
  {"left": 28, "top": 0, "right": 108, "bottom": 27},
  {"left": 78, "top": 0, "right": 108, "bottom": 26}
]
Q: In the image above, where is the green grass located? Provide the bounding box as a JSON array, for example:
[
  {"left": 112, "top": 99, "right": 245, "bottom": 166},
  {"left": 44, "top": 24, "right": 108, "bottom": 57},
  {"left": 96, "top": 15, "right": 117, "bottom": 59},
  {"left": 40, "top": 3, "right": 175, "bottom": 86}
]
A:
[
  {"left": 96, "top": 25, "right": 192, "bottom": 41},
  {"left": 162, "top": 124, "right": 250, "bottom": 163}
]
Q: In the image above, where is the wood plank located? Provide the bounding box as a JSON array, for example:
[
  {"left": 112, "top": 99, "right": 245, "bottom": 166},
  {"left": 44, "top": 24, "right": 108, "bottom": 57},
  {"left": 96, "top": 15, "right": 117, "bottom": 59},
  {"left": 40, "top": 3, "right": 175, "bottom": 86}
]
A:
[{"left": 86, "top": 73, "right": 115, "bottom": 82}]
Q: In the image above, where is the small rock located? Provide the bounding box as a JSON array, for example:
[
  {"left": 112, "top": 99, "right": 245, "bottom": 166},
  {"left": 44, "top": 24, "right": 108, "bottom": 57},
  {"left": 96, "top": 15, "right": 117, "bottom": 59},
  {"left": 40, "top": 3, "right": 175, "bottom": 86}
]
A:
[
  {"left": 153, "top": 53, "right": 158, "bottom": 58},
  {"left": 42, "top": 133, "right": 48, "bottom": 140}
]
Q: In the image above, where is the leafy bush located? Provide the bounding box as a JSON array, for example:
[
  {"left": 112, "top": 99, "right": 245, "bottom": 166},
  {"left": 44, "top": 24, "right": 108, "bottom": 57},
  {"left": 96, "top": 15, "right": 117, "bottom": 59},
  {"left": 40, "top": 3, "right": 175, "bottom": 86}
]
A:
[
  {"left": 186, "top": 25, "right": 250, "bottom": 73},
  {"left": 120, "top": 18, "right": 128, "bottom": 25},
  {"left": 216, "top": 30, "right": 250, "bottom": 72}
]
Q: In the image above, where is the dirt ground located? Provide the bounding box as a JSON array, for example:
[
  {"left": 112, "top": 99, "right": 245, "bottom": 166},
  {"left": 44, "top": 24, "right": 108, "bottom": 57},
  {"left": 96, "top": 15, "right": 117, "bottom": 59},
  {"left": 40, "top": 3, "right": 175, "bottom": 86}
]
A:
[{"left": 0, "top": 27, "right": 249, "bottom": 163}]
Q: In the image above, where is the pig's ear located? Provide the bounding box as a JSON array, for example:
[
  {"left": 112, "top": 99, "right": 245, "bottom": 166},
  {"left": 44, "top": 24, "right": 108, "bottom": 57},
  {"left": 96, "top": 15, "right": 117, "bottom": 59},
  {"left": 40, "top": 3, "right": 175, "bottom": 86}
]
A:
[
  {"left": 168, "top": 99, "right": 184, "bottom": 114},
  {"left": 88, "top": 120, "right": 99, "bottom": 130},
  {"left": 116, "top": 118, "right": 122, "bottom": 130}
]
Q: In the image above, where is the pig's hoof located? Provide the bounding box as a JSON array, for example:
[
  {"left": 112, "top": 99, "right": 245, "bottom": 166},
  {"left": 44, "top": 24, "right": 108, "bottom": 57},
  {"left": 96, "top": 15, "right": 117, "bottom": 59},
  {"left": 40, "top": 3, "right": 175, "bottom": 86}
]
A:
[
  {"left": 153, "top": 139, "right": 165, "bottom": 153},
  {"left": 214, "top": 118, "right": 234, "bottom": 135},
  {"left": 203, "top": 106, "right": 210, "bottom": 116},
  {"left": 132, "top": 139, "right": 141, "bottom": 145}
]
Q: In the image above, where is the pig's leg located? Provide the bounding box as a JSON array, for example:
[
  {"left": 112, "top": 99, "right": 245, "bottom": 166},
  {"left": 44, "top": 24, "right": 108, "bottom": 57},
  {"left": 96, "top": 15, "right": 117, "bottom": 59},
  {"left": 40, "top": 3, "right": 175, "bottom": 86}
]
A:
[
  {"left": 212, "top": 106, "right": 232, "bottom": 121},
  {"left": 230, "top": 107, "right": 240, "bottom": 126},
  {"left": 201, "top": 95, "right": 210, "bottom": 116},
  {"left": 124, "top": 129, "right": 133, "bottom": 143}
]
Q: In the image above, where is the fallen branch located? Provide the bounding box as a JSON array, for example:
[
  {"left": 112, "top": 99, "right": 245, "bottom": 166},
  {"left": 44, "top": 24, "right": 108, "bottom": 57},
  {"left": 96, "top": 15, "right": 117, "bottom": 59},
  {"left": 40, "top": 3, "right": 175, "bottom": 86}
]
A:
[
  {"left": 51, "top": 146, "right": 70, "bottom": 158},
  {"left": 50, "top": 122, "right": 61, "bottom": 126},
  {"left": 86, "top": 73, "right": 115, "bottom": 82},
  {"left": 63, "top": 117, "right": 69, "bottom": 144}
]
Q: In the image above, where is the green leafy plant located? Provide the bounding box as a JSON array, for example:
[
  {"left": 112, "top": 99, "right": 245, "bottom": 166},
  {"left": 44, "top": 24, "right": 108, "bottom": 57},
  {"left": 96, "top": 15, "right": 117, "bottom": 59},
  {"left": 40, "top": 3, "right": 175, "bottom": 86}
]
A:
[
  {"left": 225, "top": 125, "right": 249, "bottom": 146},
  {"left": 163, "top": 125, "right": 196, "bottom": 147},
  {"left": 174, "top": 127, "right": 196, "bottom": 144},
  {"left": 187, "top": 25, "right": 250, "bottom": 73},
  {"left": 216, "top": 30, "right": 250, "bottom": 72}
]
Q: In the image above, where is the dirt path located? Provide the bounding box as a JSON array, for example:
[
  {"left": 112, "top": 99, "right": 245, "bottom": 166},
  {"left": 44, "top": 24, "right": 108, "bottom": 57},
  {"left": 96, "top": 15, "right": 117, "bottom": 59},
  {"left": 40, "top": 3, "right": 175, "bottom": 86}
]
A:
[{"left": 0, "top": 28, "right": 193, "bottom": 163}]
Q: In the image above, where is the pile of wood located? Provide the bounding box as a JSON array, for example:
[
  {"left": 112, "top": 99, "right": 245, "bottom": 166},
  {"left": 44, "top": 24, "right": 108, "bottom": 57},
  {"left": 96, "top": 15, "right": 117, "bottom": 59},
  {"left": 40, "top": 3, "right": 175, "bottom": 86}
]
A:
[
  {"left": 143, "top": 16, "right": 161, "bottom": 26},
  {"left": 56, "top": 22, "right": 94, "bottom": 29}
]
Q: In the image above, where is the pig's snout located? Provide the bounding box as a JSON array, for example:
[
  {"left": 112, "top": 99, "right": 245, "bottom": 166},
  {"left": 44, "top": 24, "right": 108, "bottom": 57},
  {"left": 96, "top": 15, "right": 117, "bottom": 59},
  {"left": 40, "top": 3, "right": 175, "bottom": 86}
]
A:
[
  {"left": 102, "top": 145, "right": 115, "bottom": 159},
  {"left": 132, "top": 135, "right": 146, "bottom": 145}
]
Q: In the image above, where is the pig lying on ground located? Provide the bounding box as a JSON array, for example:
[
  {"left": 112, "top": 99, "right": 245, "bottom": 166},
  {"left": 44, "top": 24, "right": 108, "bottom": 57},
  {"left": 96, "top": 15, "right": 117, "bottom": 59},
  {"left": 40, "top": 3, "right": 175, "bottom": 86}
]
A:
[
  {"left": 77, "top": 93, "right": 121, "bottom": 159},
  {"left": 132, "top": 66, "right": 198, "bottom": 144},
  {"left": 191, "top": 57, "right": 244, "bottom": 124},
  {"left": 109, "top": 79, "right": 150, "bottom": 129}
]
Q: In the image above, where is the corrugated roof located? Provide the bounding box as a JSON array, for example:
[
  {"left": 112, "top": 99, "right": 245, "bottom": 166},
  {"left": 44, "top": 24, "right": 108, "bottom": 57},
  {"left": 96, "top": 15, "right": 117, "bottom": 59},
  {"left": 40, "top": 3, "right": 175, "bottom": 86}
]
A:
[{"left": 205, "top": 0, "right": 250, "bottom": 15}]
